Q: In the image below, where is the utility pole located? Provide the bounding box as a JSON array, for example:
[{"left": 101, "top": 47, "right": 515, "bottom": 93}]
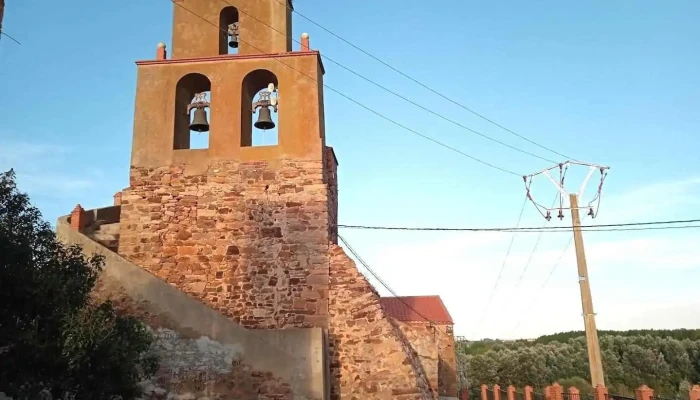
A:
[
  {"left": 523, "top": 161, "right": 609, "bottom": 387},
  {"left": 569, "top": 193, "right": 605, "bottom": 386}
]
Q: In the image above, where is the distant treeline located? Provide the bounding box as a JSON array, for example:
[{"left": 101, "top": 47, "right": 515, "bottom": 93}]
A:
[
  {"left": 457, "top": 329, "right": 700, "bottom": 398},
  {"left": 458, "top": 329, "right": 700, "bottom": 356}
]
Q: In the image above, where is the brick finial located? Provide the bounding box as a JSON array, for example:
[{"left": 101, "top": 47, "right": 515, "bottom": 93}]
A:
[
  {"left": 551, "top": 383, "right": 564, "bottom": 400},
  {"left": 481, "top": 385, "right": 489, "bottom": 400},
  {"left": 301, "top": 32, "right": 310, "bottom": 51},
  {"left": 113, "top": 191, "right": 122, "bottom": 206},
  {"left": 689, "top": 385, "right": 700, "bottom": 400},
  {"left": 156, "top": 42, "right": 167, "bottom": 60},
  {"left": 635, "top": 385, "right": 654, "bottom": 400},
  {"left": 568, "top": 386, "right": 580, "bottom": 400},
  {"left": 525, "top": 386, "right": 534, "bottom": 400},
  {"left": 70, "top": 204, "right": 85, "bottom": 230},
  {"left": 594, "top": 384, "right": 608, "bottom": 400},
  {"left": 545, "top": 386, "right": 553, "bottom": 400},
  {"left": 508, "top": 385, "right": 516, "bottom": 400}
]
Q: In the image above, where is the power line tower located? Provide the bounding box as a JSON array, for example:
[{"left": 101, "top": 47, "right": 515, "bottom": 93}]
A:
[{"left": 524, "top": 161, "right": 610, "bottom": 387}]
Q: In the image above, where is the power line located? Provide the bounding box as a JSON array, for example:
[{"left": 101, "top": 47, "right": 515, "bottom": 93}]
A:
[
  {"left": 0, "top": 32, "right": 20, "bottom": 45},
  {"left": 497, "top": 193, "right": 560, "bottom": 320},
  {"left": 170, "top": 0, "right": 522, "bottom": 177},
  {"left": 336, "top": 218, "right": 700, "bottom": 232},
  {"left": 216, "top": 0, "right": 556, "bottom": 164},
  {"left": 469, "top": 196, "right": 528, "bottom": 338},
  {"left": 268, "top": 0, "right": 575, "bottom": 162},
  {"left": 508, "top": 234, "right": 575, "bottom": 336}
]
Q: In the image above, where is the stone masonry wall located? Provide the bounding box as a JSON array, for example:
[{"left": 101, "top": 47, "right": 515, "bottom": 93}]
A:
[
  {"left": 324, "top": 147, "right": 338, "bottom": 245},
  {"left": 328, "top": 245, "right": 435, "bottom": 400},
  {"left": 396, "top": 322, "right": 459, "bottom": 398},
  {"left": 394, "top": 321, "right": 440, "bottom": 397},
  {"left": 436, "top": 325, "right": 459, "bottom": 398},
  {"left": 91, "top": 279, "right": 298, "bottom": 400},
  {"left": 118, "top": 159, "right": 330, "bottom": 329}
]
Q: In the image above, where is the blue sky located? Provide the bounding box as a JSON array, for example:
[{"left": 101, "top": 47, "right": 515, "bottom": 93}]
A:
[{"left": 1, "top": 0, "right": 699, "bottom": 339}]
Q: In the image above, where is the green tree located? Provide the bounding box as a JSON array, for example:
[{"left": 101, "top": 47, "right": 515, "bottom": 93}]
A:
[
  {"left": 458, "top": 329, "right": 700, "bottom": 397},
  {"left": 0, "top": 170, "right": 158, "bottom": 399}
]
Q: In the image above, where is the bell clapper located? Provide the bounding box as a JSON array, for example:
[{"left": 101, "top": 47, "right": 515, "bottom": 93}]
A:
[
  {"left": 187, "top": 92, "right": 211, "bottom": 133},
  {"left": 252, "top": 83, "right": 279, "bottom": 131}
]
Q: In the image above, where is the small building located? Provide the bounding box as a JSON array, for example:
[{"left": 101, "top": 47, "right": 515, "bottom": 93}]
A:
[{"left": 381, "top": 296, "right": 459, "bottom": 399}]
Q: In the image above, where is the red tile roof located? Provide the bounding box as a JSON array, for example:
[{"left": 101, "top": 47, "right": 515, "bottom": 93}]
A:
[{"left": 379, "top": 296, "right": 454, "bottom": 325}]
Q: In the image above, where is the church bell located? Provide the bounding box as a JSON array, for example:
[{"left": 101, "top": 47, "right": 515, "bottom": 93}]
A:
[
  {"left": 189, "top": 108, "right": 210, "bottom": 132},
  {"left": 228, "top": 34, "right": 239, "bottom": 49},
  {"left": 228, "top": 23, "right": 239, "bottom": 49},
  {"left": 254, "top": 106, "right": 275, "bottom": 130}
]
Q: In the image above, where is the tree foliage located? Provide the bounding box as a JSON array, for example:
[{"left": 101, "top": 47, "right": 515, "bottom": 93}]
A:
[
  {"left": 0, "top": 170, "right": 158, "bottom": 399},
  {"left": 458, "top": 331, "right": 700, "bottom": 397}
]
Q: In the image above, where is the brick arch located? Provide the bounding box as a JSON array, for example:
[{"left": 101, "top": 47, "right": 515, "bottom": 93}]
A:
[
  {"left": 241, "top": 69, "right": 279, "bottom": 147},
  {"left": 219, "top": 6, "right": 239, "bottom": 55},
  {"left": 173, "top": 73, "right": 211, "bottom": 150}
]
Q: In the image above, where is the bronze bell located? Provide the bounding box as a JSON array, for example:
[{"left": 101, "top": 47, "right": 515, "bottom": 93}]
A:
[
  {"left": 189, "top": 108, "right": 210, "bottom": 132},
  {"left": 229, "top": 34, "right": 239, "bottom": 48},
  {"left": 254, "top": 106, "right": 275, "bottom": 130}
]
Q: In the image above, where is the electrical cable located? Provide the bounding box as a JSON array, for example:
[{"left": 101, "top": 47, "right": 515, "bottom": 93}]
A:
[
  {"left": 170, "top": 0, "right": 523, "bottom": 177},
  {"left": 215, "top": 0, "right": 557, "bottom": 163},
  {"left": 0, "top": 32, "right": 20, "bottom": 45},
  {"left": 506, "top": 214, "right": 587, "bottom": 337},
  {"left": 268, "top": 0, "right": 576, "bottom": 161},
  {"left": 468, "top": 195, "right": 528, "bottom": 338},
  {"left": 335, "top": 218, "right": 700, "bottom": 232},
  {"left": 338, "top": 234, "right": 448, "bottom": 335},
  {"left": 498, "top": 193, "right": 560, "bottom": 319}
]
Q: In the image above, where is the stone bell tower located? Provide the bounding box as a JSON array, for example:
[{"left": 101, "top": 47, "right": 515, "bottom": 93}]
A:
[{"left": 118, "top": 0, "right": 337, "bottom": 330}]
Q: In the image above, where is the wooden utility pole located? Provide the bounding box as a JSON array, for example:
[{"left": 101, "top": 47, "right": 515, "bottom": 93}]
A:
[
  {"left": 523, "top": 161, "right": 609, "bottom": 388},
  {"left": 569, "top": 193, "right": 605, "bottom": 387}
]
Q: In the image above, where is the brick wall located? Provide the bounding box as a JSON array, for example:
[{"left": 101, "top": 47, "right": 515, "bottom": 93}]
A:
[
  {"left": 0, "top": 0, "right": 4, "bottom": 36},
  {"left": 394, "top": 321, "right": 440, "bottom": 397},
  {"left": 117, "top": 154, "right": 435, "bottom": 398},
  {"left": 57, "top": 214, "right": 326, "bottom": 400},
  {"left": 324, "top": 147, "right": 338, "bottom": 245},
  {"left": 94, "top": 281, "right": 295, "bottom": 399},
  {"left": 436, "top": 324, "right": 459, "bottom": 397},
  {"left": 118, "top": 159, "right": 331, "bottom": 329},
  {"left": 329, "top": 245, "right": 435, "bottom": 399}
]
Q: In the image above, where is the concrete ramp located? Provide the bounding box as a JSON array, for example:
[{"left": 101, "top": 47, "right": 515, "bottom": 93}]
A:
[{"left": 56, "top": 211, "right": 327, "bottom": 400}]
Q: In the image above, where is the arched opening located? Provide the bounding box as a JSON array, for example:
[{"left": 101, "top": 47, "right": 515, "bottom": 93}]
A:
[
  {"left": 241, "top": 69, "right": 279, "bottom": 147},
  {"left": 219, "top": 7, "right": 239, "bottom": 55},
  {"left": 174, "top": 73, "right": 212, "bottom": 150}
]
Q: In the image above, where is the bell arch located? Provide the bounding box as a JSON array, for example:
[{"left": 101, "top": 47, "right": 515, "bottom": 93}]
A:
[
  {"left": 174, "top": 73, "right": 212, "bottom": 150},
  {"left": 219, "top": 6, "right": 239, "bottom": 55},
  {"left": 241, "top": 69, "right": 279, "bottom": 147}
]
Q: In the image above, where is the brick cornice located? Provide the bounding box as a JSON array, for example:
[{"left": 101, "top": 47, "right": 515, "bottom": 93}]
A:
[{"left": 135, "top": 50, "right": 325, "bottom": 74}]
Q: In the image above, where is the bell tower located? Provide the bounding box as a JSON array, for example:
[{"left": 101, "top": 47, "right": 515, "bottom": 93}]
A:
[
  {"left": 170, "top": 0, "right": 293, "bottom": 58},
  {"left": 120, "top": 0, "right": 336, "bottom": 330}
]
